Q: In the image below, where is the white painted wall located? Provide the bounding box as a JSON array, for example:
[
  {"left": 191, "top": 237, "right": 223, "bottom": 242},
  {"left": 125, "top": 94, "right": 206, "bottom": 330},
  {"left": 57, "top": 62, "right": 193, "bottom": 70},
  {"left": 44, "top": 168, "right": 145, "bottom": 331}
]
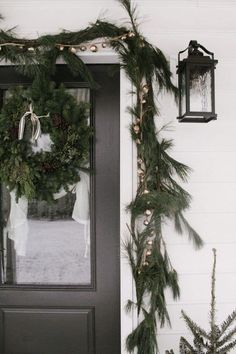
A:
[{"left": 1, "top": 0, "right": 236, "bottom": 353}]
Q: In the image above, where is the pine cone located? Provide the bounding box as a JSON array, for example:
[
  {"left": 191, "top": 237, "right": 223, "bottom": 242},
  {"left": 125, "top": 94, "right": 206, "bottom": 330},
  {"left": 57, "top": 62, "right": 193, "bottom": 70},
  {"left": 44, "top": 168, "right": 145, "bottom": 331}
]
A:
[
  {"left": 52, "top": 113, "right": 68, "bottom": 130},
  {"left": 52, "top": 113, "right": 63, "bottom": 127},
  {"left": 10, "top": 126, "right": 19, "bottom": 139},
  {"left": 42, "top": 162, "right": 54, "bottom": 172}
]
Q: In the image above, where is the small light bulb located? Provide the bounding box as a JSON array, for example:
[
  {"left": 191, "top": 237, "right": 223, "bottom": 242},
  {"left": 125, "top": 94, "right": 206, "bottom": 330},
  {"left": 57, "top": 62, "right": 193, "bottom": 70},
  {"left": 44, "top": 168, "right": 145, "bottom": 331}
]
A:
[
  {"left": 70, "top": 47, "right": 77, "bottom": 54},
  {"left": 90, "top": 45, "right": 98, "bottom": 52},
  {"left": 142, "top": 85, "right": 149, "bottom": 94},
  {"left": 145, "top": 209, "right": 152, "bottom": 216},
  {"left": 137, "top": 158, "right": 143, "bottom": 164},
  {"left": 137, "top": 168, "right": 144, "bottom": 176},
  {"left": 133, "top": 125, "right": 140, "bottom": 134},
  {"left": 128, "top": 31, "right": 135, "bottom": 38},
  {"left": 143, "top": 189, "right": 149, "bottom": 194}
]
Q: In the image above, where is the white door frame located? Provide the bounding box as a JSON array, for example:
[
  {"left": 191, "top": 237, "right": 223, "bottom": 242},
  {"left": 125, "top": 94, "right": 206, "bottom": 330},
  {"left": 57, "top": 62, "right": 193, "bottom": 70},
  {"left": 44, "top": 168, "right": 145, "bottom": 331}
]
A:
[{"left": 81, "top": 52, "right": 136, "bottom": 353}]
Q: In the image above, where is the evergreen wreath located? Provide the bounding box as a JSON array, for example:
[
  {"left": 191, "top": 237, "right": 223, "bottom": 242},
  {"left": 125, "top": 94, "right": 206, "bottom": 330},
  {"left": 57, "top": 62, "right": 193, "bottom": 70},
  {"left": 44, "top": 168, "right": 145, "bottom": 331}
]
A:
[
  {"left": 0, "top": 75, "right": 91, "bottom": 202},
  {"left": 0, "top": 0, "right": 203, "bottom": 352}
]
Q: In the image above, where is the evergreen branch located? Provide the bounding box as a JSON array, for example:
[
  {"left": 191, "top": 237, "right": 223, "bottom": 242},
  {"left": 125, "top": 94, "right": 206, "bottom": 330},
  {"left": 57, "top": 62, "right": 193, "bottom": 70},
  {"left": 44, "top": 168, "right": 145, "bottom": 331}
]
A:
[
  {"left": 179, "top": 336, "right": 196, "bottom": 353},
  {"left": 220, "top": 311, "right": 236, "bottom": 336},
  {"left": 174, "top": 213, "right": 203, "bottom": 249},
  {"left": 217, "top": 339, "right": 236, "bottom": 353},
  {"left": 125, "top": 299, "right": 137, "bottom": 313},
  {"left": 60, "top": 50, "right": 99, "bottom": 89},
  {"left": 118, "top": 0, "right": 139, "bottom": 34},
  {"left": 217, "top": 325, "right": 236, "bottom": 348},
  {"left": 210, "top": 248, "right": 217, "bottom": 346},
  {"left": 126, "top": 316, "right": 158, "bottom": 354},
  {"left": 174, "top": 250, "right": 236, "bottom": 354},
  {"left": 181, "top": 310, "right": 211, "bottom": 341}
]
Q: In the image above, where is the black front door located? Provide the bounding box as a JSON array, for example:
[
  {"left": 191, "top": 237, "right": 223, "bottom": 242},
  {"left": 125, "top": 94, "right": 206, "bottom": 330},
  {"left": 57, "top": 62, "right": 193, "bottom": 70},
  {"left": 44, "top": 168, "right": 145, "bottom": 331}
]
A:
[{"left": 0, "top": 65, "right": 120, "bottom": 354}]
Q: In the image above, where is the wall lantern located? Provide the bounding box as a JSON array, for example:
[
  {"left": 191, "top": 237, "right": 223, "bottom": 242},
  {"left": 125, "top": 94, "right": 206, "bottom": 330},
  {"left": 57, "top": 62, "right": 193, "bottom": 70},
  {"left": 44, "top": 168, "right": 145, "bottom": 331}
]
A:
[{"left": 177, "top": 40, "right": 218, "bottom": 123}]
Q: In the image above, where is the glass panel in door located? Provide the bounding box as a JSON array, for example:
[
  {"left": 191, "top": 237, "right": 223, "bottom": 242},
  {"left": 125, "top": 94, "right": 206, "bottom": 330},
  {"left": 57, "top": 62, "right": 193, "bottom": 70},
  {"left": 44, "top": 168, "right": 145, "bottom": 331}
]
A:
[{"left": 0, "top": 88, "right": 92, "bottom": 286}]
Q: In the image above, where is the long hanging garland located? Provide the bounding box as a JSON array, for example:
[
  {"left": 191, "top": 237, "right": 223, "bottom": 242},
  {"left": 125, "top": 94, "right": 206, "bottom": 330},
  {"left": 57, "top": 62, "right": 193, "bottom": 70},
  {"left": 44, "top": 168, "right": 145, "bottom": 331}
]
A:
[{"left": 0, "top": 0, "right": 203, "bottom": 352}]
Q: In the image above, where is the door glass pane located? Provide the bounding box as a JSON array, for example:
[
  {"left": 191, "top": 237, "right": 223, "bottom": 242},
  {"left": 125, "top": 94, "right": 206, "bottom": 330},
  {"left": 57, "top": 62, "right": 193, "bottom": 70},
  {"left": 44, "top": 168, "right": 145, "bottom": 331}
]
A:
[{"left": 0, "top": 88, "right": 92, "bottom": 286}]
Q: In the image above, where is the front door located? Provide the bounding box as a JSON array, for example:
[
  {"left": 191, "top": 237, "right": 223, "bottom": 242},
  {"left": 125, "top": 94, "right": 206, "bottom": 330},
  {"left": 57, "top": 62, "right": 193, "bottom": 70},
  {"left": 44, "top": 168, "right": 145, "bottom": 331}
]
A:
[{"left": 0, "top": 65, "right": 120, "bottom": 354}]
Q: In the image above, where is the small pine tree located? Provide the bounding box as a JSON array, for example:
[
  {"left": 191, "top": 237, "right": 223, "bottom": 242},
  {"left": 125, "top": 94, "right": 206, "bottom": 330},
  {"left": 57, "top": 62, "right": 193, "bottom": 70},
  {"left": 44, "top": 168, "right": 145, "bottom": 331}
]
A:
[{"left": 167, "top": 249, "right": 236, "bottom": 354}]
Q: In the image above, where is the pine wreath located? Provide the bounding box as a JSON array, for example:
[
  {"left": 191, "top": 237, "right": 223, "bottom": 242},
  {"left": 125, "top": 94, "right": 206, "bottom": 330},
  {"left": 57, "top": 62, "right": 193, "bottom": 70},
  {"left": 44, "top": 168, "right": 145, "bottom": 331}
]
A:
[{"left": 0, "top": 76, "right": 91, "bottom": 202}]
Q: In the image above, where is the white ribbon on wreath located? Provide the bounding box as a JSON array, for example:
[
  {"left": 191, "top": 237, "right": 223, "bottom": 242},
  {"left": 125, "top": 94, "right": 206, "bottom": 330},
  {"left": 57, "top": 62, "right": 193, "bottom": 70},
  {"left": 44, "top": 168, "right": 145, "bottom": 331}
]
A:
[
  {"left": 7, "top": 172, "right": 90, "bottom": 258},
  {"left": 5, "top": 130, "right": 90, "bottom": 258}
]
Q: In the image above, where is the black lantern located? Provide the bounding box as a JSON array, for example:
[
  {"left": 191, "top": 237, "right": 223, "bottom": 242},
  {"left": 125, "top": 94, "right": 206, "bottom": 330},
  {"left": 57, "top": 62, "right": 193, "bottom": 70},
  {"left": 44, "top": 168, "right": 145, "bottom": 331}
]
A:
[{"left": 177, "top": 40, "right": 218, "bottom": 123}]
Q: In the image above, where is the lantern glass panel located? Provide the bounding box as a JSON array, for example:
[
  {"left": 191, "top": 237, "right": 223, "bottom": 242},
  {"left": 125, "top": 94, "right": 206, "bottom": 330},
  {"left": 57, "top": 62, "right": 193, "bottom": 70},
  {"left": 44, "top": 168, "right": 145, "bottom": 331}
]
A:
[
  {"left": 189, "top": 65, "right": 212, "bottom": 112},
  {"left": 180, "top": 71, "right": 186, "bottom": 117}
]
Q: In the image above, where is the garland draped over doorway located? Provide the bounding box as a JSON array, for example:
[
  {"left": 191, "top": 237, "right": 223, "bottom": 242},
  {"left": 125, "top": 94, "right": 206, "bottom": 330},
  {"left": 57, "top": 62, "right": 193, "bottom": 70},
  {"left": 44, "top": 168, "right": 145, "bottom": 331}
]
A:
[{"left": 0, "top": 0, "right": 202, "bottom": 352}]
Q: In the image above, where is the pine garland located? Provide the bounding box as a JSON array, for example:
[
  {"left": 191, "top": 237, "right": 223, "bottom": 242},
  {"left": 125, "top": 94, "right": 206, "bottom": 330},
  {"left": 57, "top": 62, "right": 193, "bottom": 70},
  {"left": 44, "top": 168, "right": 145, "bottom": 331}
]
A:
[{"left": 0, "top": 0, "right": 203, "bottom": 352}]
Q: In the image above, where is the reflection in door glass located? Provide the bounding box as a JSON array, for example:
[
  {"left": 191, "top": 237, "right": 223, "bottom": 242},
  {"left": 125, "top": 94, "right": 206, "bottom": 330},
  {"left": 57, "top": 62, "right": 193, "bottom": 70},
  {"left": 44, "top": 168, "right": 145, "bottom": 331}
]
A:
[{"left": 1, "top": 88, "right": 91, "bottom": 285}]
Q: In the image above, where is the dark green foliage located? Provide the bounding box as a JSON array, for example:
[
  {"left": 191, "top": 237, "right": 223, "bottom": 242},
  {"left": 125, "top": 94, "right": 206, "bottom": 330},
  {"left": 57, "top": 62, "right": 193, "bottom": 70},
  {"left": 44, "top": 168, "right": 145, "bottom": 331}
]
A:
[
  {"left": 0, "top": 76, "right": 91, "bottom": 202},
  {"left": 167, "top": 249, "right": 236, "bottom": 354},
  {"left": 126, "top": 312, "right": 158, "bottom": 354},
  {"left": 0, "top": 1, "right": 203, "bottom": 352}
]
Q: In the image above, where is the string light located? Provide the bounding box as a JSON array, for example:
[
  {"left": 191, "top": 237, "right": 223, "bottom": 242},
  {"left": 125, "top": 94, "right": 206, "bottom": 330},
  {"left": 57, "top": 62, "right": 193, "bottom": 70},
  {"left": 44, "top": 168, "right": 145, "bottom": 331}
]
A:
[
  {"left": 137, "top": 158, "right": 143, "bottom": 164},
  {"left": 142, "top": 84, "right": 149, "bottom": 94},
  {"left": 133, "top": 124, "right": 140, "bottom": 134},
  {"left": 69, "top": 47, "right": 77, "bottom": 53},
  {"left": 90, "top": 45, "right": 98, "bottom": 52},
  {"left": 128, "top": 31, "right": 135, "bottom": 38},
  {"left": 143, "top": 189, "right": 149, "bottom": 194},
  {"left": 0, "top": 31, "right": 135, "bottom": 54},
  {"left": 145, "top": 209, "right": 151, "bottom": 216},
  {"left": 137, "top": 168, "right": 144, "bottom": 176}
]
